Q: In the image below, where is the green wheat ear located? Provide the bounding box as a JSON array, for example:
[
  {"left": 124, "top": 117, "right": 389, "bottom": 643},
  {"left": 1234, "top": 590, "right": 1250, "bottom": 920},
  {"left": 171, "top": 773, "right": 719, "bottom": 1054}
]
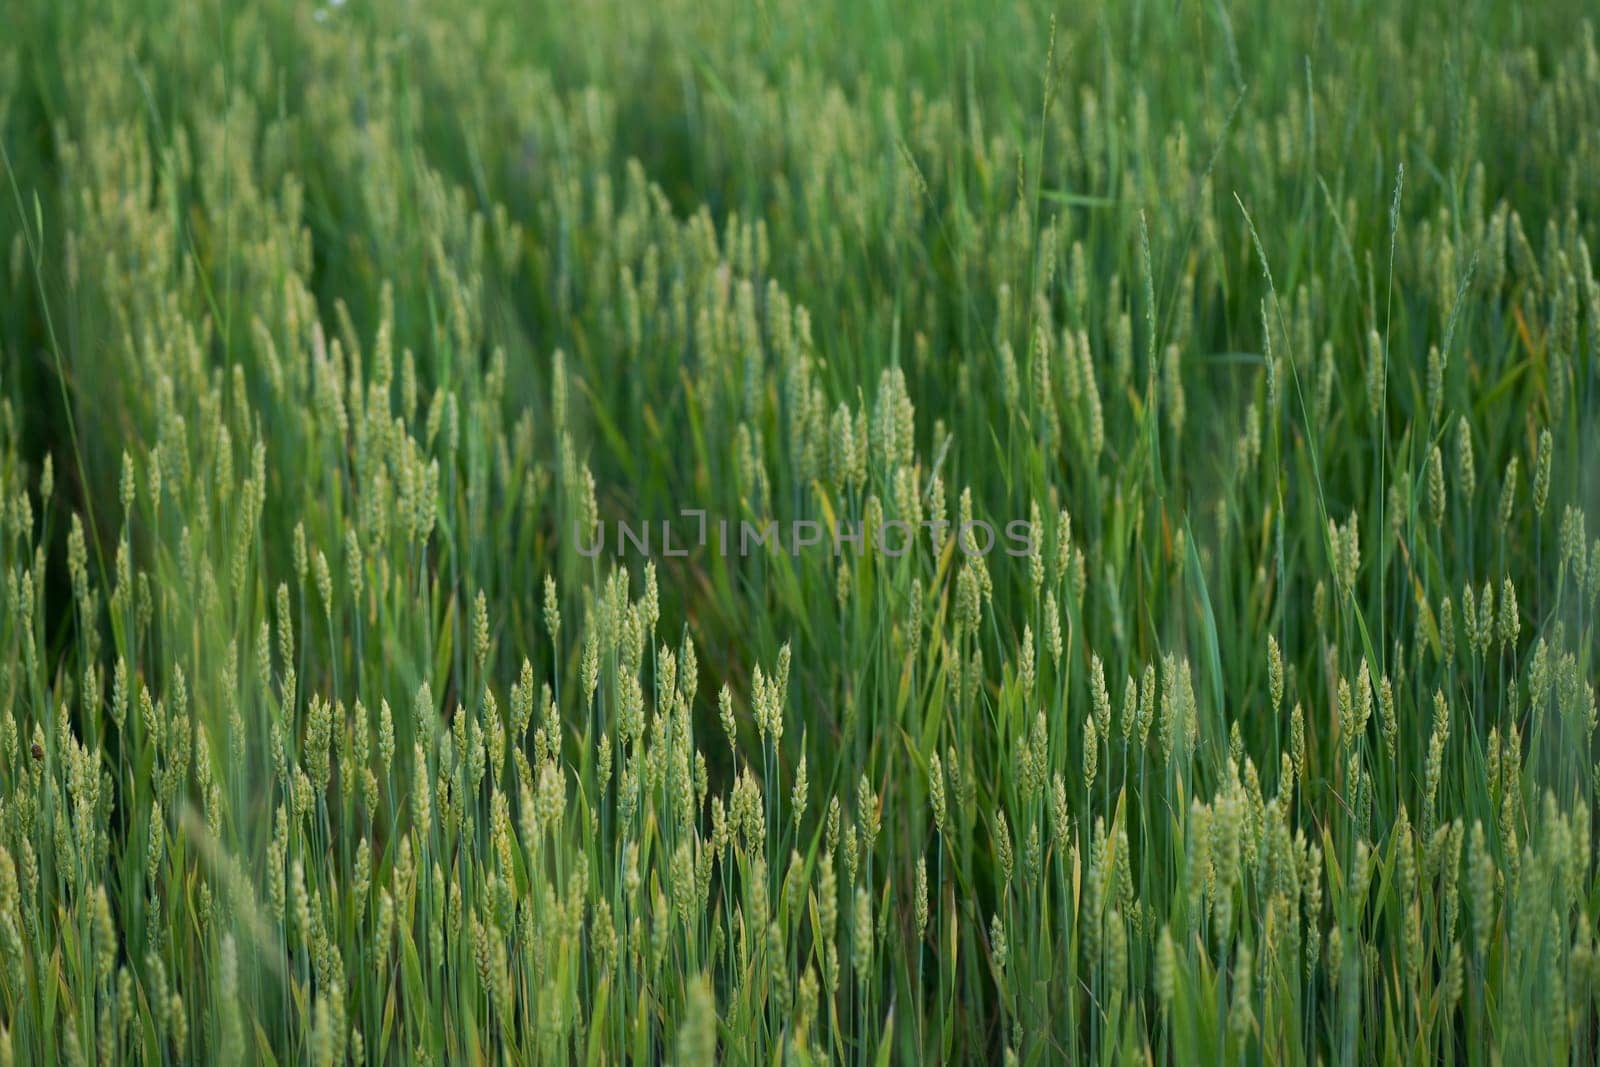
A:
[{"left": 1, "top": 0, "right": 1597, "bottom": 1061}]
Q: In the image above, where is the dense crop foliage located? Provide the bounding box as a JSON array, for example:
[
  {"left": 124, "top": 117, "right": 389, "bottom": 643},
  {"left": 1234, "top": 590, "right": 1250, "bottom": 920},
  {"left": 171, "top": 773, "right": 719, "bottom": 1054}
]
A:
[{"left": 2, "top": 0, "right": 1600, "bottom": 1061}]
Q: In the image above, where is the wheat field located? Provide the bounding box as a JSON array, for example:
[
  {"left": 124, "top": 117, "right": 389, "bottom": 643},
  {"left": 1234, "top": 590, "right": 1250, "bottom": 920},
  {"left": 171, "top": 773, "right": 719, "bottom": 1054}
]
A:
[{"left": 2, "top": 0, "right": 1599, "bottom": 1062}]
